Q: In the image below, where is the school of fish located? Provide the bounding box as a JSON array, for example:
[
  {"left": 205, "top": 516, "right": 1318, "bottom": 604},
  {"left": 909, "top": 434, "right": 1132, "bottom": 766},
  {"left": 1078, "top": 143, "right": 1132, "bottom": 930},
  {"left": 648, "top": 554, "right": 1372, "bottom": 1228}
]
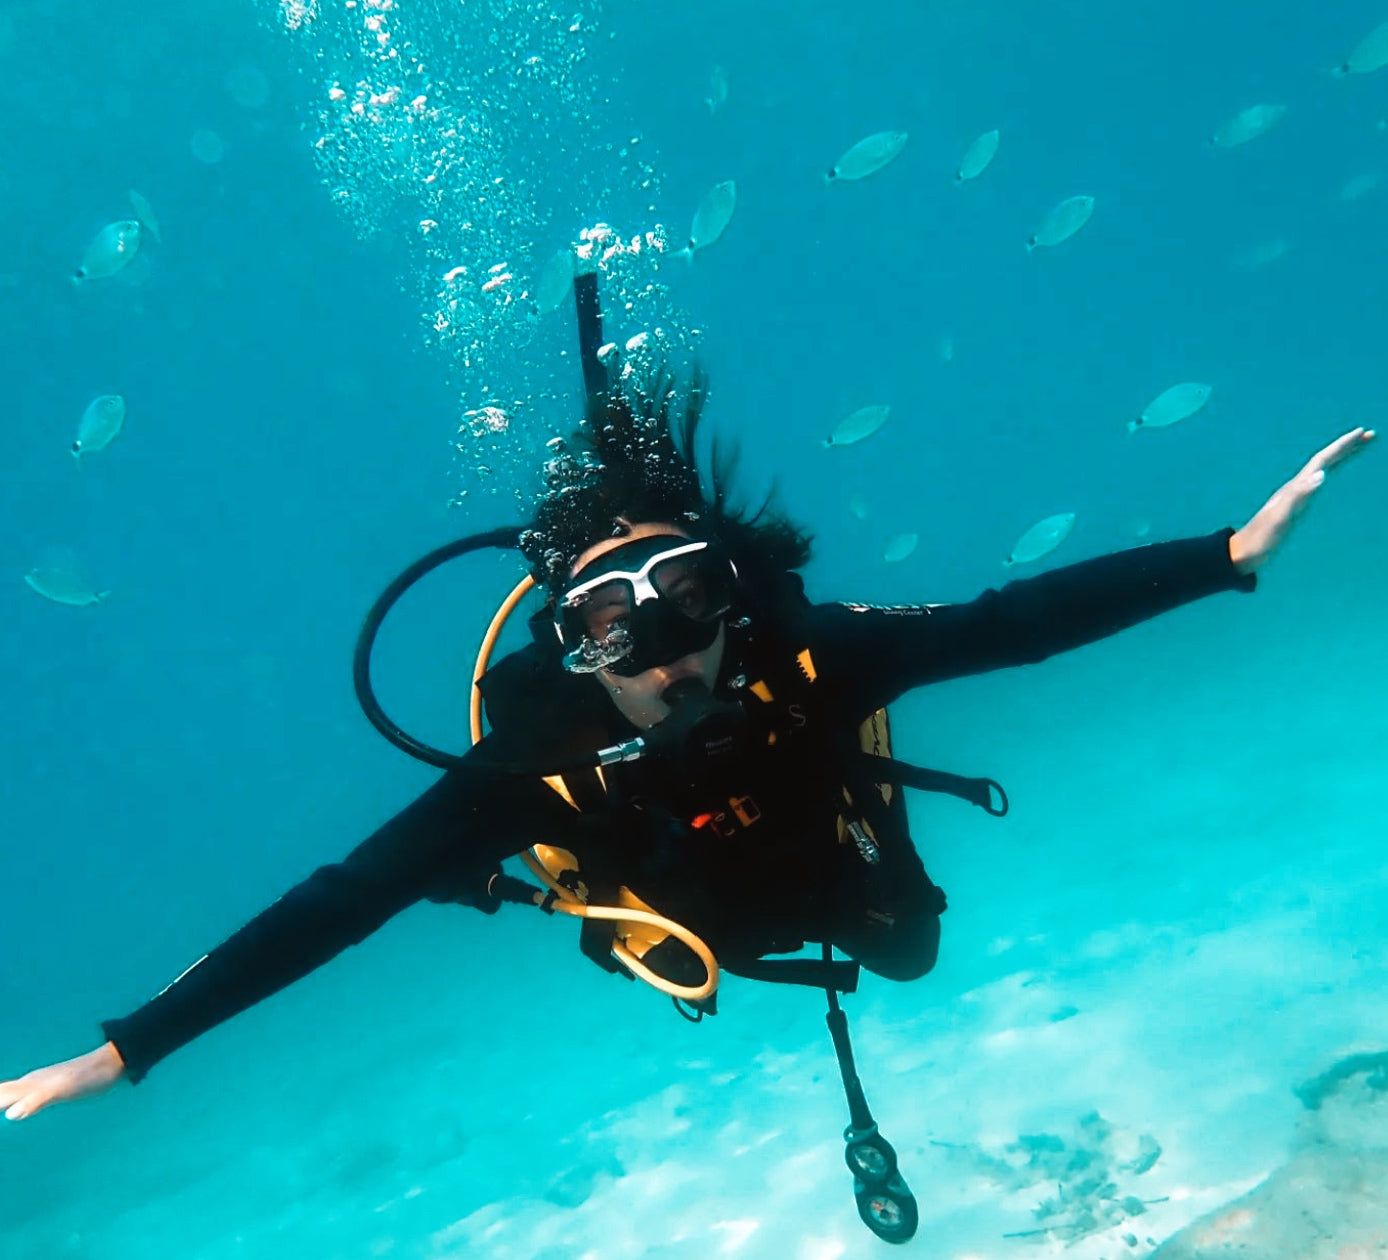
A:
[
  {"left": 546, "top": 23, "right": 1385, "bottom": 572},
  {"left": 26, "top": 191, "right": 167, "bottom": 605},
  {"left": 33, "top": 14, "right": 1388, "bottom": 605},
  {"left": 744, "top": 17, "right": 1382, "bottom": 568}
]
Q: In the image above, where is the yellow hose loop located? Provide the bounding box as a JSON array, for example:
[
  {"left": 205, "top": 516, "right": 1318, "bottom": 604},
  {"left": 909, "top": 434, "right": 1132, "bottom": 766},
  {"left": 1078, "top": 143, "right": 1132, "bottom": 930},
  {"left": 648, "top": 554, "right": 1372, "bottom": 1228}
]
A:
[
  {"left": 549, "top": 902, "right": 719, "bottom": 1004},
  {"left": 470, "top": 574, "right": 537, "bottom": 745},
  {"left": 469, "top": 570, "right": 722, "bottom": 1005}
]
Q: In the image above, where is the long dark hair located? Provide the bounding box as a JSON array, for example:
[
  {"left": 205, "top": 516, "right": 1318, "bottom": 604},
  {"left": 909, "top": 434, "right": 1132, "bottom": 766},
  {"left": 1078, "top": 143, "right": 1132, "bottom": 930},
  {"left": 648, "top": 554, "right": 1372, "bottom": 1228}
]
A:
[{"left": 520, "top": 360, "right": 812, "bottom": 598}]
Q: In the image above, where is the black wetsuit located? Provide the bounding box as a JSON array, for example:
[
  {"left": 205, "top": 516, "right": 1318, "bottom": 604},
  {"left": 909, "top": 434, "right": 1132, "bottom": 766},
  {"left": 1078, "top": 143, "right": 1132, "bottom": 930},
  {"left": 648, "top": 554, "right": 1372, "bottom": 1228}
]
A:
[{"left": 102, "top": 530, "right": 1255, "bottom": 1082}]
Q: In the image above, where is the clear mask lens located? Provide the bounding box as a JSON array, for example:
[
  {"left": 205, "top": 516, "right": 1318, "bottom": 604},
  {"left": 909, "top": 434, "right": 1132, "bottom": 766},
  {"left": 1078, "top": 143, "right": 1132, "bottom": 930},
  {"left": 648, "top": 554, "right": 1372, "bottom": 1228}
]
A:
[{"left": 556, "top": 539, "right": 734, "bottom": 676}]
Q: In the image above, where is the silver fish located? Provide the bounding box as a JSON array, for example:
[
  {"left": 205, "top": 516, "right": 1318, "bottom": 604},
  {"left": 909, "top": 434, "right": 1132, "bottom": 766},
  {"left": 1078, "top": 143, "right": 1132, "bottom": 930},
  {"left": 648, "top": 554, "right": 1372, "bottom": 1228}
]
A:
[
  {"left": 706, "top": 65, "right": 729, "bottom": 114},
  {"left": 1335, "top": 20, "right": 1388, "bottom": 76},
  {"left": 24, "top": 561, "right": 109, "bottom": 607},
  {"left": 1339, "top": 171, "right": 1380, "bottom": 203},
  {"left": 1210, "top": 103, "right": 1286, "bottom": 148},
  {"left": 72, "top": 394, "right": 127, "bottom": 458},
  {"left": 533, "top": 249, "right": 573, "bottom": 314},
  {"left": 884, "top": 533, "right": 919, "bottom": 564},
  {"left": 827, "top": 131, "right": 908, "bottom": 183},
  {"left": 680, "top": 180, "right": 737, "bottom": 257},
  {"left": 74, "top": 220, "right": 142, "bottom": 282},
  {"left": 955, "top": 129, "right": 1000, "bottom": 183},
  {"left": 823, "top": 404, "right": 890, "bottom": 448},
  {"left": 1232, "top": 237, "right": 1290, "bottom": 270},
  {"left": 1027, "top": 195, "right": 1094, "bottom": 251},
  {"left": 1129, "top": 382, "right": 1211, "bottom": 434},
  {"left": 1004, "top": 513, "right": 1075, "bottom": 567}
]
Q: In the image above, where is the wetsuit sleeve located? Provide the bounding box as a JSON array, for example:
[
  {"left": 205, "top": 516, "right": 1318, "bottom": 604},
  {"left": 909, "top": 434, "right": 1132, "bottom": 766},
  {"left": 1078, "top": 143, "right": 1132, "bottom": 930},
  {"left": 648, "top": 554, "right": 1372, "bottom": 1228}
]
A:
[
  {"left": 99, "top": 759, "right": 576, "bottom": 1083},
  {"left": 811, "top": 528, "right": 1257, "bottom": 719}
]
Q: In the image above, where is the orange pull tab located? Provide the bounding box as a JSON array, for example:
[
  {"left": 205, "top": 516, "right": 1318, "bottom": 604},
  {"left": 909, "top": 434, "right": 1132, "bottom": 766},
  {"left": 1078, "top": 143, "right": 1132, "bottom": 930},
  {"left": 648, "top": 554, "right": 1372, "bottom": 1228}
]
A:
[{"left": 729, "top": 795, "right": 762, "bottom": 827}]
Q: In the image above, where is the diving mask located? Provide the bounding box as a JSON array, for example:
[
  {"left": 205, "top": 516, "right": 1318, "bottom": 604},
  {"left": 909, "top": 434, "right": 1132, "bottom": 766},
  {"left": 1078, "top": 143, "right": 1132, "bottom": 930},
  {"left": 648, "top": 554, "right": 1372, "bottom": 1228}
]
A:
[{"left": 555, "top": 536, "right": 737, "bottom": 676}]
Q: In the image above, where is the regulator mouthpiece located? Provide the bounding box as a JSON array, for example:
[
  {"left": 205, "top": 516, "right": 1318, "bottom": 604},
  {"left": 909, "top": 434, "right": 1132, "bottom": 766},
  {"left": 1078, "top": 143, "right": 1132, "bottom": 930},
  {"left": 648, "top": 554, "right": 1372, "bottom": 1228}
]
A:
[{"left": 641, "top": 678, "right": 748, "bottom": 769}]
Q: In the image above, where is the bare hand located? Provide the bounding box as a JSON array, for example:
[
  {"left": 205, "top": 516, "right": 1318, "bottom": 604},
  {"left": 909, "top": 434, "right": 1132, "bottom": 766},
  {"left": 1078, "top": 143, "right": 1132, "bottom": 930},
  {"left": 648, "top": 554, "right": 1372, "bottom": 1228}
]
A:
[
  {"left": 1229, "top": 428, "right": 1375, "bottom": 573},
  {"left": 0, "top": 1042, "right": 126, "bottom": 1121}
]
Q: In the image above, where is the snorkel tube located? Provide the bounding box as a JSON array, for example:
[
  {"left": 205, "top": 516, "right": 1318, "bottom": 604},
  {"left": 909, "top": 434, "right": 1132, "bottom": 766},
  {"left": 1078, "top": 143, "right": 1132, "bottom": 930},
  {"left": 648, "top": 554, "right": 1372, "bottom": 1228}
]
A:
[
  {"left": 352, "top": 262, "right": 748, "bottom": 778},
  {"left": 351, "top": 263, "right": 720, "bottom": 1006}
]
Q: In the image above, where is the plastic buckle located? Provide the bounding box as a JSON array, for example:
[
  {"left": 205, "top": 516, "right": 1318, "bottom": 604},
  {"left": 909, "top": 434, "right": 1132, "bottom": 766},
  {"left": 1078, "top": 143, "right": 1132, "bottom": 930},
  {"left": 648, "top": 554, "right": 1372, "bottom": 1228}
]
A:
[{"left": 847, "top": 820, "right": 881, "bottom": 866}]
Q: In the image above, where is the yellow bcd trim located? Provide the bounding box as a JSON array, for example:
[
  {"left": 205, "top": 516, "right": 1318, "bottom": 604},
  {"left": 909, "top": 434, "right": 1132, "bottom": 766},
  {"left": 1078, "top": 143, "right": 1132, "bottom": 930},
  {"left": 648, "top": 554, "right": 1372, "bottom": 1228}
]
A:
[{"left": 470, "top": 573, "right": 719, "bottom": 1004}]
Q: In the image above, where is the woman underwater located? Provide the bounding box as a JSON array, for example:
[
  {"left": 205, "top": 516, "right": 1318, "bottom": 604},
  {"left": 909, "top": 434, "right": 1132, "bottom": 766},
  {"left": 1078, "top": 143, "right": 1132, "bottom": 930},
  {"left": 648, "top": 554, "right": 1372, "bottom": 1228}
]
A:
[{"left": 2, "top": 272, "right": 1375, "bottom": 1241}]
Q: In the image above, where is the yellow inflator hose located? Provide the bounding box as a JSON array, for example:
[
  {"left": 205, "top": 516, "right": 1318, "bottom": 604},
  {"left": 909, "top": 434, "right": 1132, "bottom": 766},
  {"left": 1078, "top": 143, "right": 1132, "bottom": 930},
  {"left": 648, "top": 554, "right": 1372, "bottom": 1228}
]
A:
[{"left": 470, "top": 575, "right": 720, "bottom": 1004}]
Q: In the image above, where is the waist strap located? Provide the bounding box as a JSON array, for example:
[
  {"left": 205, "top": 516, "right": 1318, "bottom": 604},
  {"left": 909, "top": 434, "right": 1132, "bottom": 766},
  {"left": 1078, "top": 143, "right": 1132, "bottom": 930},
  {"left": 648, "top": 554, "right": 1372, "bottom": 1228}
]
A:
[{"left": 848, "top": 751, "right": 1009, "bottom": 816}]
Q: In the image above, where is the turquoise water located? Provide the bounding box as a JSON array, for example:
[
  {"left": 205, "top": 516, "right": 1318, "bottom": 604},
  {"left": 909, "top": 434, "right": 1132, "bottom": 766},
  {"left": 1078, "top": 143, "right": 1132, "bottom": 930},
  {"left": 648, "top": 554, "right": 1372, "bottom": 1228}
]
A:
[{"left": 1, "top": 1, "right": 1384, "bottom": 1256}]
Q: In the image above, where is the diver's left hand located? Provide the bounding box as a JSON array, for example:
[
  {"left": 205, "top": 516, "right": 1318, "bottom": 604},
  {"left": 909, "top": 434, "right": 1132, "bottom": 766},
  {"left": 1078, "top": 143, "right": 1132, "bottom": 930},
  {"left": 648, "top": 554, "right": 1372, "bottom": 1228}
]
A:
[{"left": 1229, "top": 427, "right": 1375, "bottom": 574}]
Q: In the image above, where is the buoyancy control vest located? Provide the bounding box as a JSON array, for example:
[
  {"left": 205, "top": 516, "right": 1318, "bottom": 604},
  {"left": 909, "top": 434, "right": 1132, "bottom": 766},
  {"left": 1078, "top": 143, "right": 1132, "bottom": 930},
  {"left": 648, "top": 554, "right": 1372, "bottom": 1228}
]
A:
[{"left": 473, "top": 568, "right": 1005, "bottom": 1000}]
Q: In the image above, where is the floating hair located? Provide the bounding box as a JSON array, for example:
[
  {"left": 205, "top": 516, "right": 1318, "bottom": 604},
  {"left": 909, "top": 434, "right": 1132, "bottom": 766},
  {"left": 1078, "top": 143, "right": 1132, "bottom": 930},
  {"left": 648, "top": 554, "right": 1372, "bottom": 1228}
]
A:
[{"left": 520, "top": 357, "right": 811, "bottom": 598}]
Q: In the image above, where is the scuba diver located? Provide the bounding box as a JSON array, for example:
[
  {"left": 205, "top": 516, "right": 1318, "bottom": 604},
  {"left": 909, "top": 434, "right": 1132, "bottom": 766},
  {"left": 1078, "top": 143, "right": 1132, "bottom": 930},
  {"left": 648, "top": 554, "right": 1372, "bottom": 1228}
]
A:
[{"left": 1, "top": 267, "right": 1374, "bottom": 1244}]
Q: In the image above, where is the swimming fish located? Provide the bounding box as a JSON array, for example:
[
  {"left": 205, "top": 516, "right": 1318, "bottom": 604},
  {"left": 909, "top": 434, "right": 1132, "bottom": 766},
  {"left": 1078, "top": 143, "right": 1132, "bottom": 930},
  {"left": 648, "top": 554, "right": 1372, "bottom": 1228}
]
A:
[
  {"left": 128, "top": 189, "right": 162, "bottom": 245},
  {"left": 72, "top": 394, "right": 127, "bottom": 458},
  {"left": 1004, "top": 513, "right": 1075, "bottom": 567},
  {"left": 1232, "top": 237, "right": 1290, "bottom": 270},
  {"left": 23, "top": 562, "right": 109, "bottom": 606},
  {"left": 823, "top": 404, "right": 890, "bottom": 448},
  {"left": 706, "top": 65, "right": 729, "bottom": 114},
  {"left": 676, "top": 180, "right": 737, "bottom": 259},
  {"left": 73, "top": 220, "right": 142, "bottom": 282},
  {"left": 1129, "top": 382, "right": 1211, "bottom": 434},
  {"left": 884, "top": 533, "right": 919, "bottom": 564},
  {"left": 1339, "top": 171, "right": 1380, "bottom": 203},
  {"left": 955, "top": 129, "right": 1000, "bottom": 183},
  {"left": 1210, "top": 103, "right": 1286, "bottom": 148},
  {"left": 826, "top": 131, "right": 908, "bottom": 183},
  {"left": 848, "top": 493, "right": 871, "bottom": 521},
  {"left": 533, "top": 250, "right": 573, "bottom": 314},
  {"left": 1027, "top": 195, "right": 1094, "bottom": 251},
  {"left": 1334, "top": 20, "right": 1388, "bottom": 76}
]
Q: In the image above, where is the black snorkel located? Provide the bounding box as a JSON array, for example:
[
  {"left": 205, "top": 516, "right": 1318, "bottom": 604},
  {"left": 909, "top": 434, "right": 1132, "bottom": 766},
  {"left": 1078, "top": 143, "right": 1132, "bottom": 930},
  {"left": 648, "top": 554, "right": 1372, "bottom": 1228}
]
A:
[{"left": 352, "top": 266, "right": 748, "bottom": 779}]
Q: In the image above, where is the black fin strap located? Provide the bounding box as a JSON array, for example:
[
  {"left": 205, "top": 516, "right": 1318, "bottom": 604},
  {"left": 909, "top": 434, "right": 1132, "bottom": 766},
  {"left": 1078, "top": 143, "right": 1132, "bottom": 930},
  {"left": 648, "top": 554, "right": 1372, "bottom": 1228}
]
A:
[{"left": 849, "top": 751, "right": 1009, "bottom": 816}]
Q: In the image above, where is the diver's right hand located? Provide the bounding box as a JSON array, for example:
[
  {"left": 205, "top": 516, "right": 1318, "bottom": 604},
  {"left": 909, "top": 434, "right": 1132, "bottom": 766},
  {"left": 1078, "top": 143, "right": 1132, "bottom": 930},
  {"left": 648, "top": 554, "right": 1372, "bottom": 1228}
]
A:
[{"left": 1, "top": 1041, "right": 126, "bottom": 1120}]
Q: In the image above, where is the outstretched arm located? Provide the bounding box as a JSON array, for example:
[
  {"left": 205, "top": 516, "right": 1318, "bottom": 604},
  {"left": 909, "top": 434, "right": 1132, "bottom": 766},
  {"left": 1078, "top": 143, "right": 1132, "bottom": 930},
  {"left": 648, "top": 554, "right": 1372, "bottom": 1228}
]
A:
[
  {"left": 813, "top": 427, "right": 1374, "bottom": 718},
  {"left": 2, "top": 757, "right": 574, "bottom": 1117},
  {"left": 1228, "top": 428, "right": 1374, "bottom": 573}
]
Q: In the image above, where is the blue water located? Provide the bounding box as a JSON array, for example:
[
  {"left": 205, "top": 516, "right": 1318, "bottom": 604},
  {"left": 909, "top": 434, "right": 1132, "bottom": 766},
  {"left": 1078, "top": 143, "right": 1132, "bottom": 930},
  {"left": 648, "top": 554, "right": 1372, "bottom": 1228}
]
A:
[{"left": 1, "top": 0, "right": 1383, "bottom": 1256}]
